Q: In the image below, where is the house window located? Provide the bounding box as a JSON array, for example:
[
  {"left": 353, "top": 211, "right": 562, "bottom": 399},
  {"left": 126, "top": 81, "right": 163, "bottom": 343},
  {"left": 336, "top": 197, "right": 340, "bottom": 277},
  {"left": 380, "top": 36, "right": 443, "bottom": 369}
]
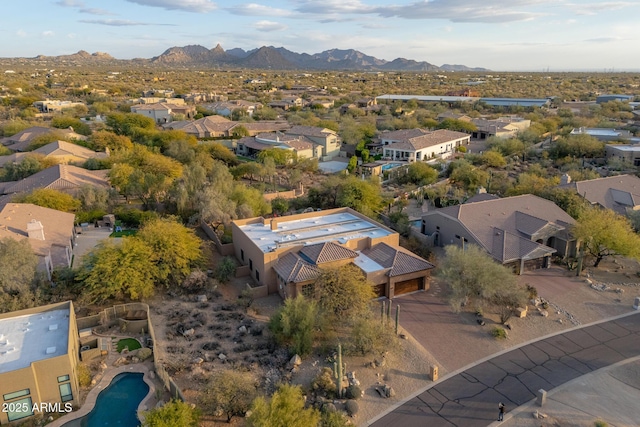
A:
[
  {"left": 249, "top": 259, "right": 253, "bottom": 271},
  {"left": 301, "top": 284, "right": 315, "bottom": 298},
  {"left": 241, "top": 249, "right": 244, "bottom": 261},
  {"left": 436, "top": 226, "right": 440, "bottom": 230},
  {"left": 3, "top": 389, "right": 34, "bottom": 422},
  {"left": 59, "top": 383, "right": 73, "bottom": 402},
  {"left": 455, "top": 235, "right": 461, "bottom": 239},
  {"left": 57, "top": 375, "right": 70, "bottom": 383},
  {"left": 255, "top": 271, "right": 260, "bottom": 281}
]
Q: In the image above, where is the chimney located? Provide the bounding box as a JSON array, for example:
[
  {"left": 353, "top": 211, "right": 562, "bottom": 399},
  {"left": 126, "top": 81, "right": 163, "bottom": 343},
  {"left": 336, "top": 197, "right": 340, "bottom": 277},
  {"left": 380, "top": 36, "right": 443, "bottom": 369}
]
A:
[
  {"left": 270, "top": 218, "right": 278, "bottom": 231},
  {"left": 27, "top": 219, "right": 45, "bottom": 241}
]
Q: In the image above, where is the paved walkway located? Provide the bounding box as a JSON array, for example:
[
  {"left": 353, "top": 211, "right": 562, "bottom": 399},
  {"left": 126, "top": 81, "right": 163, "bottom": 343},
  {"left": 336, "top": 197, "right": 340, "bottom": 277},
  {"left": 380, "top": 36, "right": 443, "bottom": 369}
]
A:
[{"left": 367, "top": 311, "right": 640, "bottom": 427}]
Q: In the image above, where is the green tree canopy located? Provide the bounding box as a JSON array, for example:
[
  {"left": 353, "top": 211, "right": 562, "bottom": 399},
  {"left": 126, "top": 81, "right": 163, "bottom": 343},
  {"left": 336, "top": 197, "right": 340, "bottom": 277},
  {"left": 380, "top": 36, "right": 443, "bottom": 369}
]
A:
[
  {"left": 12, "top": 188, "right": 81, "bottom": 212},
  {"left": 248, "top": 384, "right": 320, "bottom": 427},
  {"left": 573, "top": 207, "right": 640, "bottom": 267},
  {"left": 269, "top": 295, "right": 320, "bottom": 356},
  {"left": 51, "top": 116, "right": 91, "bottom": 136},
  {"left": 89, "top": 130, "right": 134, "bottom": 152},
  {"left": 78, "top": 238, "right": 156, "bottom": 302},
  {"left": 137, "top": 218, "right": 202, "bottom": 286},
  {"left": 399, "top": 162, "right": 438, "bottom": 186},
  {"left": 0, "top": 238, "right": 38, "bottom": 294},
  {"left": 141, "top": 399, "right": 200, "bottom": 427},
  {"left": 106, "top": 112, "right": 156, "bottom": 137},
  {"left": 314, "top": 264, "right": 376, "bottom": 322},
  {"left": 437, "top": 245, "right": 527, "bottom": 323},
  {"left": 437, "top": 118, "right": 477, "bottom": 133},
  {"left": 200, "top": 370, "right": 257, "bottom": 422}
]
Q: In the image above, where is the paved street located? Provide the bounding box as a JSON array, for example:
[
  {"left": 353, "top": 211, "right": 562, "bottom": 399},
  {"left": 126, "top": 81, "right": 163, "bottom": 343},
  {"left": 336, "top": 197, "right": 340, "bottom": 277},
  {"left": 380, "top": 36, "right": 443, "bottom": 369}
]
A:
[{"left": 368, "top": 312, "right": 640, "bottom": 427}]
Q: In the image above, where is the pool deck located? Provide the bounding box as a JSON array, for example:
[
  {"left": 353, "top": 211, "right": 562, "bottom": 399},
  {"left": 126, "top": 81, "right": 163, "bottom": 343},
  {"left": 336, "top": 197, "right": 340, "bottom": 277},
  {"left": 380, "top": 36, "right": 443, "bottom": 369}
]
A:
[{"left": 48, "top": 363, "right": 156, "bottom": 427}]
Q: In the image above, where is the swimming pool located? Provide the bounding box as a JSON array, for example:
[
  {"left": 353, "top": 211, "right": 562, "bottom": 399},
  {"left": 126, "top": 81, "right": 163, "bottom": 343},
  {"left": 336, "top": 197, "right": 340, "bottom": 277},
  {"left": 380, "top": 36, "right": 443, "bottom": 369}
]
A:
[
  {"left": 62, "top": 373, "right": 149, "bottom": 427},
  {"left": 381, "top": 163, "right": 403, "bottom": 171}
]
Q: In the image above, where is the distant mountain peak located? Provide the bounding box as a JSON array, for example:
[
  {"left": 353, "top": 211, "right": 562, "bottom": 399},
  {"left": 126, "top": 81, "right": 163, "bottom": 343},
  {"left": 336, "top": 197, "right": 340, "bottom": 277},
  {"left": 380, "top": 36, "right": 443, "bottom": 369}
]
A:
[{"left": 21, "top": 44, "right": 488, "bottom": 71}]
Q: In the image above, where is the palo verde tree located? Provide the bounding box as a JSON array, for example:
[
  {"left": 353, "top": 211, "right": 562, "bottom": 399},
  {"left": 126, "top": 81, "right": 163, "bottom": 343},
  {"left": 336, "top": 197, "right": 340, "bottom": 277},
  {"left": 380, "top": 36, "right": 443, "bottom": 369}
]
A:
[
  {"left": 200, "top": 370, "right": 257, "bottom": 423},
  {"left": 247, "top": 384, "right": 320, "bottom": 427},
  {"left": 314, "top": 264, "right": 376, "bottom": 322},
  {"left": 268, "top": 295, "right": 320, "bottom": 356},
  {"left": 136, "top": 217, "right": 203, "bottom": 287},
  {"left": 437, "top": 245, "right": 528, "bottom": 323},
  {"left": 573, "top": 207, "right": 640, "bottom": 267},
  {"left": 141, "top": 399, "right": 200, "bottom": 427}
]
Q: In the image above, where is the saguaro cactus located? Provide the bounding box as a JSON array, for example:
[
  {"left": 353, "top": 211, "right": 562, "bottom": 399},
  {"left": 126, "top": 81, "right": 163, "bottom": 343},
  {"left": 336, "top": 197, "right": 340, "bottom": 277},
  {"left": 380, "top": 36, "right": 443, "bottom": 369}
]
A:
[{"left": 333, "top": 343, "right": 346, "bottom": 398}]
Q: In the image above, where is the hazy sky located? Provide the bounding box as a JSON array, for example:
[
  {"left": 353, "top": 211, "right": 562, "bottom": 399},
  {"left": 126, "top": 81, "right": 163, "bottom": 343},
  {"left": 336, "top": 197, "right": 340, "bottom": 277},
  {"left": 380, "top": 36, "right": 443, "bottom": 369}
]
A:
[{"left": 2, "top": 0, "right": 639, "bottom": 71}]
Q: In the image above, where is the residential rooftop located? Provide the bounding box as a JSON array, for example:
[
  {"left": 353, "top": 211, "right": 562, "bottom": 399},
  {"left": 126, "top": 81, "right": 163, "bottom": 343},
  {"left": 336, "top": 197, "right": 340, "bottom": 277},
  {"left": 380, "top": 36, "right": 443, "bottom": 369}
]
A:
[
  {"left": 0, "top": 308, "right": 70, "bottom": 374},
  {"left": 238, "top": 211, "right": 394, "bottom": 252}
]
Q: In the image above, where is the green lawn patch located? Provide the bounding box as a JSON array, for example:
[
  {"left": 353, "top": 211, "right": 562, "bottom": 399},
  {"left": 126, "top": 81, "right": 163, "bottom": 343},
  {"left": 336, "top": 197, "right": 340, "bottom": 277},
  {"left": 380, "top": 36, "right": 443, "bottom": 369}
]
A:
[
  {"left": 109, "top": 229, "right": 138, "bottom": 238},
  {"left": 117, "top": 338, "right": 141, "bottom": 353}
]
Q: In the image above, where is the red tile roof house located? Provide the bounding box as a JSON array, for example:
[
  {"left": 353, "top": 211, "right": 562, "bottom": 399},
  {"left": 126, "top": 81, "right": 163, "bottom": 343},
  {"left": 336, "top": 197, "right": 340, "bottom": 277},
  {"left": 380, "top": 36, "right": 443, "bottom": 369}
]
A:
[
  {"left": 232, "top": 207, "right": 434, "bottom": 299},
  {"left": 421, "top": 194, "right": 577, "bottom": 274},
  {"left": 381, "top": 129, "right": 470, "bottom": 162},
  {"left": 0, "top": 203, "right": 76, "bottom": 279}
]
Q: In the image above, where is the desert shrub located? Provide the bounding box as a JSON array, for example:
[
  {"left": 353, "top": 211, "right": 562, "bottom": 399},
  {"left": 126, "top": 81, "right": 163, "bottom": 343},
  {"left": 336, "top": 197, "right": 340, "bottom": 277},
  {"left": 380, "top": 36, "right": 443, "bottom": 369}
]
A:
[
  {"left": 526, "top": 284, "right": 538, "bottom": 299},
  {"left": 345, "top": 400, "right": 359, "bottom": 417},
  {"left": 491, "top": 327, "right": 507, "bottom": 340},
  {"left": 345, "top": 385, "right": 362, "bottom": 400},
  {"left": 312, "top": 367, "right": 336, "bottom": 398},
  {"left": 594, "top": 421, "right": 608, "bottom": 427},
  {"left": 321, "top": 410, "right": 350, "bottom": 427},
  {"left": 215, "top": 257, "right": 236, "bottom": 283},
  {"left": 77, "top": 363, "right": 92, "bottom": 387},
  {"left": 182, "top": 269, "right": 208, "bottom": 291},
  {"left": 347, "top": 315, "right": 397, "bottom": 356},
  {"left": 269, "top": 295, "right": 319, "bottom": 356}
]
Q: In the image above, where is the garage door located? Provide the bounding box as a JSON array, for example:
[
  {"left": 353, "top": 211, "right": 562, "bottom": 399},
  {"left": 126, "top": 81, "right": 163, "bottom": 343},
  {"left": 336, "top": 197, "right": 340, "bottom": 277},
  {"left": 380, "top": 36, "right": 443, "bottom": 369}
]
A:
[
  {"left": 395, "top": 278, "right": 423, "bottom": 295},
  {"left": 523, "top": 257, "right": 546, "bottom": 272}
]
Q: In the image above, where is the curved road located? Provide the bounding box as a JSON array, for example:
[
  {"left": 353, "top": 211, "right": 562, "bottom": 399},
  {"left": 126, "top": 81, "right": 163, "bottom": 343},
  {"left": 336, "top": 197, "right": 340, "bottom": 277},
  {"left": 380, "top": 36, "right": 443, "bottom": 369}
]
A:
[{"left": 368, "top": 311, "right": 640, "bottom": 427}]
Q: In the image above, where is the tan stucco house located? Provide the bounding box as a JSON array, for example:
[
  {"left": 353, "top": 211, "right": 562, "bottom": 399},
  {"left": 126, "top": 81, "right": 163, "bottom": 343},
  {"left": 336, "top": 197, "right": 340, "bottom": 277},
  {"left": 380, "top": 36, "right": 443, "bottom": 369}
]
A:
[
  {"left": 232, "top": 207, "right": 434, "bottom": 299},
  {"left": 0, "top": 301, "right": 80, "bottom": 424}
]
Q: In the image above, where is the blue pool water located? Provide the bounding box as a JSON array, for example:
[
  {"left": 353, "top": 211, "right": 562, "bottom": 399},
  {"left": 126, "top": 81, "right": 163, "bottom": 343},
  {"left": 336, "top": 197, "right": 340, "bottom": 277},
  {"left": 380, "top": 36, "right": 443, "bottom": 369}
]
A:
[
  {"left": 63, "top": 373, "right": 149, "bottom": 427},
  {"left": 381, "top": 163, "right": 402, "bottom": 171}
]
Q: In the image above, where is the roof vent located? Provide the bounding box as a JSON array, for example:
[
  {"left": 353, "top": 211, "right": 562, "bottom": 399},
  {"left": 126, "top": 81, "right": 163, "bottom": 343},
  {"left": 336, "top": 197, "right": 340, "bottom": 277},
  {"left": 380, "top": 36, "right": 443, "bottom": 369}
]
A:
[
  {"left": 49, "top": 324, "right": 58, "bottom": 331},
  {"left": 46, "top": 347, "right": 57, "bottom": 354}
]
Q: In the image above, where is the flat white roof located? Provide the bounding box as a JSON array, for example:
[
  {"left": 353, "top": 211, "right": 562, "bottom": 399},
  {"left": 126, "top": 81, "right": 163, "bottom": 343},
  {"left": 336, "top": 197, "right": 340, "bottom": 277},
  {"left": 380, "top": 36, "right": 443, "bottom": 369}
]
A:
[
  {"left": 353, "top": 252, "right": 385, "bottom": 273},
  {"left": 608, "top": 145, "right": 640, "bottom": 152},
  {"left": 240, "top": 212, "right": 393, "bottom": 252},
  {"left": 0, "top": 308, "right": 70, "bottom": 373}
]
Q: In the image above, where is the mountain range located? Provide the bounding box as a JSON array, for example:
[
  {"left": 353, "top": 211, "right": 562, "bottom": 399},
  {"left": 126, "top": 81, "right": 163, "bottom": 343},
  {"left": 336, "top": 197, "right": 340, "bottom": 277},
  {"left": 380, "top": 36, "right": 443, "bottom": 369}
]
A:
[{"left": 16, "top": 45, "right": 488, "bottom": 72}]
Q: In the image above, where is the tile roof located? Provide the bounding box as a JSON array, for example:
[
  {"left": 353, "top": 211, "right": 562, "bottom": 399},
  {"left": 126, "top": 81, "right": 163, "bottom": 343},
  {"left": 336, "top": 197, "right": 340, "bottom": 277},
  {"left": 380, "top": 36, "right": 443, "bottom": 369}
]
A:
[
  {"left": 491, "top": 228, "right": 555, "bottom": 263},
  {"left": 562, "top": 174, "right": 640, "bottom": 215},
  {"left": 299, "top": 241, "right": 358, "bottom": 264},
  {"left": 32, "top": 140, "right": 107, "bottom": 161},
  {"left": 1, "top": 165, "right": 110, "bottom": 195},
  {"left": 361, "top": 242, "right": 434, "bottom": 277},
  {"left": 379, "top": 128, "right": 429, "bottom": 142},
  {"left": 426, "top": 194, "right": 575, "bottom": 263},
  {"left": 167, "top": 116, "right": 235, "bottom": 137},
  {"left": 287, "top": 125, "right": 336, "bottom": 138},
  {"left": 0, "top": 203, "right": 75, "bottom": 268},
  {"left": 387, "top": 129, "right": 470, "bottom": 151},
  {"left": 0, "top": 152, "right": 29, "bottom": 167},
  {"left": 1, "top": 127, "right": 87, "bottom": 152},
  {"left": 273, "top": 252, "right": 322, "bottom": 283}
]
